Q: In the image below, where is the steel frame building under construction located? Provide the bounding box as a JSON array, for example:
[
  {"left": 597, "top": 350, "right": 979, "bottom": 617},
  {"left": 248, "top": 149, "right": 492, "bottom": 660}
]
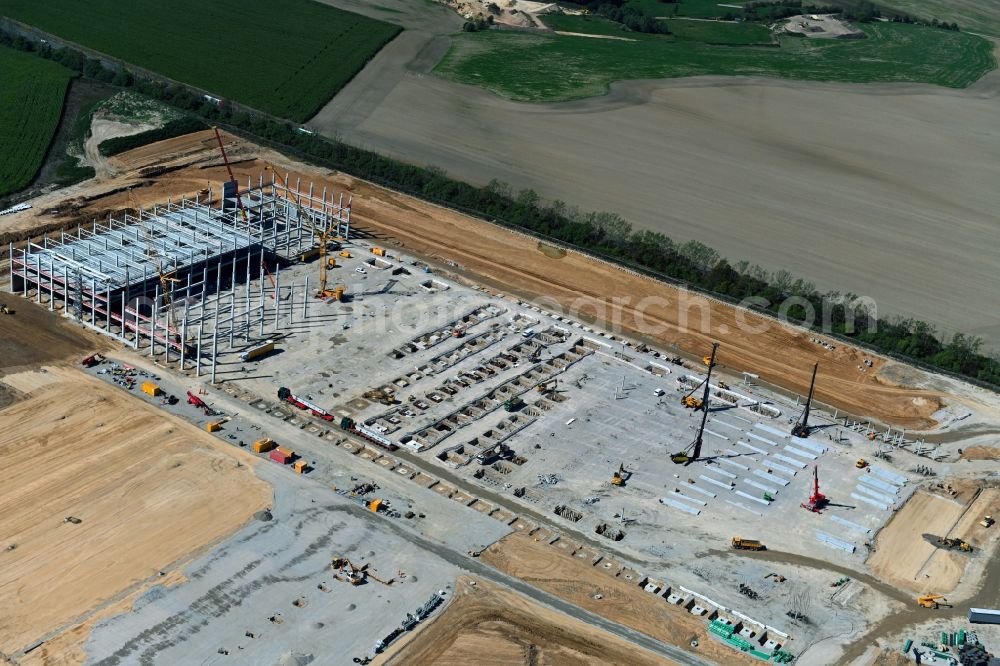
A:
[{"left": 8, "top": 174, "right": 350, "bottom": 379}]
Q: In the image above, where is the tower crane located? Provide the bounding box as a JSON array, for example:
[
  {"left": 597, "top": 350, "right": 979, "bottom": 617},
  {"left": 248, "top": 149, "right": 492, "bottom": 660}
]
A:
[
  {"left": 671, "top": 342, "right": 719, "bottom": 465},
  {"left": 212, "top": 127, "right": 249, "bottom": 223},
  {"left": 264, "top": 164, "right": 344, "bottom": 300},
  {"left": 791, "top": 363, "right": 819, "bottom": 438}
]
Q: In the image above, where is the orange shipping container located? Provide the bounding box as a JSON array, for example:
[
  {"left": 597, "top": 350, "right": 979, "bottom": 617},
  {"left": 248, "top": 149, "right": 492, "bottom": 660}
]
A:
[
  {"left": 206, "top": 422, "right": 222, "bottom": 433},
  {"left": 141, "top": 381, "right": 162, "bottom": 397},
  {"left": 276, "top": 446, "right": 294, "bottom": 457},
  {"left": 253, "top": 438, "right": 275, "bottom": 453},
  {"left": 294, "top": 461, "right": 308, "bottom": 474}
]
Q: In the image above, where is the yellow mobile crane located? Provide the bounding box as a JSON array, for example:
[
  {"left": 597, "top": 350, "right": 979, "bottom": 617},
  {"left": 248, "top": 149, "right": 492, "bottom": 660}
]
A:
[
  {"left": 264, "top": 164, "right": 344, "bottom": 300},
  {"left": 671, "top": 342, "right": 719, "bottom": 465}
]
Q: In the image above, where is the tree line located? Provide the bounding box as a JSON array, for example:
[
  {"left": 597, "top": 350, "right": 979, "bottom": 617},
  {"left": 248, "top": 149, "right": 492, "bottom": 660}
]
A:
[{"left": 1, "top": 26, "right": 996, "bottom": 386}]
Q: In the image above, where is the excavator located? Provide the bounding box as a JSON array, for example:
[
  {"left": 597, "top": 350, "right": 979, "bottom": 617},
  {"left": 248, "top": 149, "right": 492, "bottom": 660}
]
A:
[
  {"left": 537, "top": 379, "right": 559, "bottom": 396},
  {"left": 363, "top": 388, "right": 395, "bottom": 405},
  {"left": 671, "top": 343, "right": 719, "bottom": 465},
  {"left": 611, "top": 463, "right": 631, "bottom": 487},
  {"left": 917, "top": 594, "right": 949, "bottom": 609},
  {"left": 331, "top": 555, "right": 394, "bottom": 586},
  {"left": 791, "top": 363, "right": 819, "bottom": 438}
]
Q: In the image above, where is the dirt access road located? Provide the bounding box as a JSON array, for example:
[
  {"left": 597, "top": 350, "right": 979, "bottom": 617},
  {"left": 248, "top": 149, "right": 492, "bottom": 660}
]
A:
[
  {"left": 383, "top": 577, "right": 675, "bottom": 665},
  {"left": 314, "top": 53, "right": 1000, "bottom": 351},
  {"left": 2, "top": 130, "right": 968, "bottom": 429}
]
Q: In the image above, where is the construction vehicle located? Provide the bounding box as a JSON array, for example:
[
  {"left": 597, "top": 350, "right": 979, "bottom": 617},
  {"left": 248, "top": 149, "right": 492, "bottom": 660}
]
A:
[
  {"left": 452, "top": 325, "right": 466, "bottom": 338},
  {"left": 477, "top": 443, "right": 514, "bottom": 465},
  {"left": 372, "top": 247, "right": 386, "bottom": 257},
  {"left": 278, "top": 387, "right": 335, "bottom": 421},
  {"left": 791, "top": 363, "right": 818, "bottom": 438},
  {"left": 264, "top": 164, "right": 345, "bottom": 300},
  {"left": 537, "top": 379, "right": 558, "bottom": 395},
  {"left": 63, "top": 516, "right": 82, "bottom": 525},
  {"left": 212, "top": 127, "right": 249, "bottom": 223},
  {"left": 81, "top": 353, "right": 105, "bottom": 368},
  {"left": 917, "top": 594, "right": 949, "bottom": 609},
  {"left": 503, "top": 397, "right": 523, "bottom": 412},
  {"left": 717, "top": 381, "right": 729, "bottom": 390},
  {"left": 611, "top": 463, "right": 631, "bottom": 487},
  {"left": 981, "top": 515, "right": 994, "bottom": 528},
  {"left": 340, "top": 250, "right": 352, "bottom": 259},
  {"left": 855, "top": 458, "right": 868, "bottom": 469},
  {"left": 765, "top": 573, "right": 786, "bottom": 582},
  {"left": 363, "top": 388, "right": 395, "bottom": 406},
  {"left": 732, "top": 537, "right": 766, "bottom": 551},
  {"left": 0, "top": 303, "right": 13, "bottom": 315},
  {"left": 186, "top": 390, "right": 218, "bottom": 416},
  {"left": 937, "top": 537, "right": 973, "bottom": 552},
  {"left": 368, "top": 498, "right": 384, "bottom": 513},
  {"left": 672, "top": 343, "right": 719, "bottom": 465},
  {"left": 801, "top": 465, "right": 828, "bottom": 512},
  {"left": 331, "top": 555, "right": 393, "bottom": 586}
]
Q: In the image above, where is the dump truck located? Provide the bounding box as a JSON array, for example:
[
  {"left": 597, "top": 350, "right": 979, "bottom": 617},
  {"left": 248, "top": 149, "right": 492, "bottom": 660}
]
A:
[
  {"left": 141, "top": 381, "right": 162, "bottom": 397},
  {"left": 732, "top": 537, "right": 766, "bottom": 551},
  {"left": 81, "top": 354, "right": 104, "bottom": 368}
]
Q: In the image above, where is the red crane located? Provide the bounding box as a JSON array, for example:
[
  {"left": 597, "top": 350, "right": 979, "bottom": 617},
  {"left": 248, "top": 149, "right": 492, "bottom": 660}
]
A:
[
  {"left": 212, "top": 126, "right": 249, "bottom": 223},
  {"left": 801, "top": 465, "right": 828, "bottom": 513},
  {"left": 187, "top": 391, "right": 218, "bottom": 416}
]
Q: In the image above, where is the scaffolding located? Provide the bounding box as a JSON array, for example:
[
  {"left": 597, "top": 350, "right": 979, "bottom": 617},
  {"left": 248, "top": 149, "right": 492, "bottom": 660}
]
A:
[{"left": 7, "top": 175, "right": 351, "bottom": 381}]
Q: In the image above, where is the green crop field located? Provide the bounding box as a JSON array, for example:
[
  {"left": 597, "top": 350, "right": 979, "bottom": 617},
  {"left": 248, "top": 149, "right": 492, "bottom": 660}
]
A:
[
  {"left": 664, "top": 18, "right": 773, "bottom": 43},
  {"left": 542, "top": 13, "right": 772, "bottom": 44},
  {"left": 437, "top": 22, "right": 996, "bottom": 101},
  {"left": 0, "top": 0, "right": 402, "bottom": 122},
  {"left": 880, "top": 0, "right": 1000, "bottom": 36},
  {"left": 0, "top": 45, "right": 74, "bottom": 197},
  {"left": 541, "top": 13, "right": 660, "bottom": 38}
]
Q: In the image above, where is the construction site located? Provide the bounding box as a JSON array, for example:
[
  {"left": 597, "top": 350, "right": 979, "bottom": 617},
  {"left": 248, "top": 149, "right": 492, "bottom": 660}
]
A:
[{"left": 2, "top": 129, "right": 1000, "bottom": 666}]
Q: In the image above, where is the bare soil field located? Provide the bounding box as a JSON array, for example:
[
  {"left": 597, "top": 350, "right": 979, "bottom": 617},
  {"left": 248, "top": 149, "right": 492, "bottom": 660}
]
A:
[
  {"left": 312, "top": 69, "right": 1000, "bottom": 350},
  {"left": 0, "top": 299, "right": 110, "bottom": 375},
  {"left": 867, "top": 489, "right": 977, "bottom": 595},
  {"left": 383, "top": 577, "right": 673, "bottom": 665},
  {"left": 0, "top": 365, "right": 271, "bottom": 656},
  {"left": 480, "top": 532, "right": 753, "bottom": 665},
  {"left": 1, "top": 131, "right": 958, "bottom": 429},
  {"left": 961, "top": 445, "right": 1000, "bottom": 460}
]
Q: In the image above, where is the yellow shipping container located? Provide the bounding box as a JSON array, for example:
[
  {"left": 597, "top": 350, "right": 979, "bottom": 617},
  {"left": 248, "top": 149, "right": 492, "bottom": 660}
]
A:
[
  {"left": 294, "top": 460, "right": 308, "bottom": 474},
  {"left": 253, "top": 438, "right": 275, "bottom": 453},
  {"left": 141, "top": 381, "right": 162, "bottom": 397},
  {"left": 206, "top": 422, "right": 222, "bottom": 433}
]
